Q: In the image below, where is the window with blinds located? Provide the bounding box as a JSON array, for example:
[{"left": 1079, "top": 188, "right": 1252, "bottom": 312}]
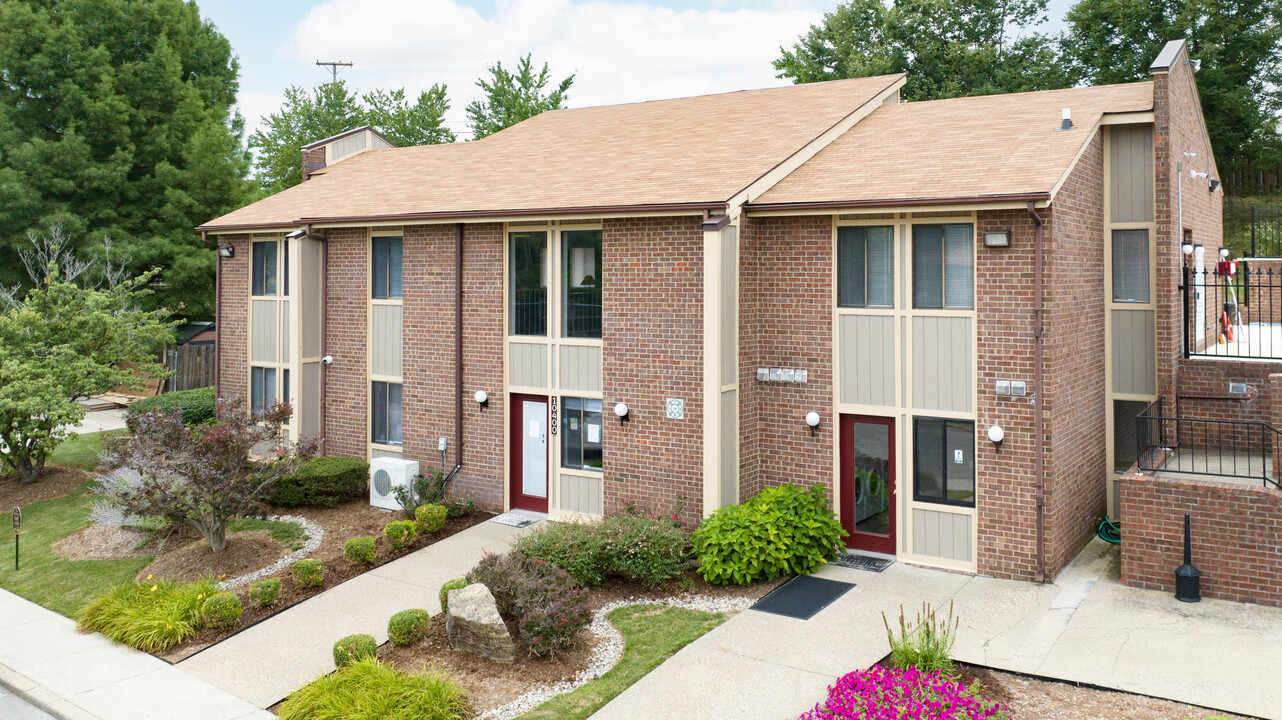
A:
[
  {"left": 913, "top": 224, "right": 974, "bottom": 309},
  {"left": 837, "top": 226, "right": 894, "bottom": 308},
  {"left": 1111, "top": 229, "right": 1150, "bottom": 303}
]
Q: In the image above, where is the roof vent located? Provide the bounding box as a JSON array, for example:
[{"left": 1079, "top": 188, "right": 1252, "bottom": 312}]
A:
[{"left": 1057, "top": 108, "right": 1073, "bottom": 131}]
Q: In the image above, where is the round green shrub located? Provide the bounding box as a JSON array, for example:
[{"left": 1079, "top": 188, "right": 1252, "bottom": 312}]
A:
[
  {"left": 201, "top": 592, "right": 243, "bottom": 629},
  {"left": 291, "top": 559, "right": 324, "bottom": 589},
  {"left": 387, "top": 608, "right": 431, "bottom": 647},
  {"left": 248, "top": 578, "right": 282, "bottom": 608},
  {"left": 333, "top": 633, "right": 378, "bottom": 668},
  {"left": 384, "top": 520, "right": 417, "bottom": 550},
  {"left": 126, "top": 387, "right": 216, "bottom": 426},
  {"left": 344, "top": 536, "right": 377, "bottom": 565},
  {"left": 270, "top": 457, "right": 370, "bottom": 507},
  {"left": 597, "top": 515, "right": 690, "bottom": 588},
  {"left": 692, "top": 483, "right": 847, "bottom": 586},
  {"left": 513, "top": 521, "right": 607, "bottom": 587},
  {"left": 438, "top": 578, "right": 471, "bottom": 614},
  {"left": 414, "top": 503, "right": 448, "bottom": 534}
]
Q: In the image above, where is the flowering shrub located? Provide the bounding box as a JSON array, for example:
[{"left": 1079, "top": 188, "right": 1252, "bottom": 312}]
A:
[
  {"left": 333, "top": 633, "right": 378, "bottom": 668},
  {"left": 513, "top": 522, "right": 607, "bottom": 586},
  {"left": 248, "top": 578, "right": 281, "bottom": 608},
  {"left": 388, "top": 608, "right": 431, "bottom": 646},
  {"left": 467, "top": 551, "right": 590, "bottom": 656},
  {"left": 344, "top": 536, "right": 377, "bottom": 565},
  {"left": 201, "top": 592, "right": 243, "bottom": 629},
  {"left": 291, "top": 559, "right": 324, "bottom": 588},
  {"left": 384, "top": 520, "right": 417, "bottom": 550},
  {"left": 799, "top": 666, "right": 1008, "bottom": 720},
  {"left": 518, "top": 585, "right": 592, "bottom": 656},
  {"left": 414, "top": 503, "right": 448, "bottom": 534},
  {"left": 514, "top": 515, "right": 690, "bottom": 588}
]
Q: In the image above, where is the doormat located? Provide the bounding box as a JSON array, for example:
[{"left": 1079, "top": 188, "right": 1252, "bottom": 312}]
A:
[
  {"left": 831, "top": 554, "right": 894, "bottom": 573},
  {"left": 750, "top": 575, "right": 855, "bottom": 620},
  {"left": 488, "top": 512, "right": 541, "bottom": 528}
]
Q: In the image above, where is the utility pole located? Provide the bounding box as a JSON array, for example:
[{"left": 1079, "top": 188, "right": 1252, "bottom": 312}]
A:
[{"left": 315, "top": 60, "right": 353, "bottom": 83}]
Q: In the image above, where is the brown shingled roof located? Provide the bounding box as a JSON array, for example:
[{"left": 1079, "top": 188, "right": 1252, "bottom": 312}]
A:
[
  {"left": 201, "top": 75, "right": 904, "bottom": 231},
  {"left": 751, "top": 81, "right": 1154, "bottom": 209}
]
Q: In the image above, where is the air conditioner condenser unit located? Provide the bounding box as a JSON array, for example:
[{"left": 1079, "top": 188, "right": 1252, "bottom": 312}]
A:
[{"left": 370, "top": 456, "right": 420, "bottom": 511}]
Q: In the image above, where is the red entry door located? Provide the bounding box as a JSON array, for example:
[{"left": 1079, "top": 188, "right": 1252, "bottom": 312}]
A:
[
  {"left": 839, "top": 415, "right": 896, "bottom": 555},
  {"left": 509, "top": 394, "right": 549, "bottom": 513}
]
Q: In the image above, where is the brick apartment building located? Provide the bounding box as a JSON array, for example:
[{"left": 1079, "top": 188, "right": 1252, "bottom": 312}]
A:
[{"left": 202, "top": 39, "right": 1264, "bottom": 588}]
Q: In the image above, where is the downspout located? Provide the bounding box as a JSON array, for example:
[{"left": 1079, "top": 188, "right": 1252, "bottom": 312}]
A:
[
  {"left": 315, "top": 224, "right": 329, "bottom": 454},
  {"left": 208, "top": 230, "right": 219, "bottom": 399},
  {"left": 1027, "top": 201, "right": 1046, "bottom": 583},
  {"left": 455, "top": 223, "right": 464, "bottom": 468}
]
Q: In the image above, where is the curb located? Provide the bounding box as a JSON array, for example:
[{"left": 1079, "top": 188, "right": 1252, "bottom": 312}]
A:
[{"left": 0, "top": 663, "right": 100, "bottom": 720}]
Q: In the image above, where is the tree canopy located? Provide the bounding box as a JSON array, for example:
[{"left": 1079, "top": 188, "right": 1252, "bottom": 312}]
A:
[
  {"left": 249, "top": 81, "right": 454, "bottom": 194},
  {"left": 466, "top": 54, "right": 575, "bottom": 140},
  {"left": 0, "top": 0, "right": 251, "bottom": 320}
]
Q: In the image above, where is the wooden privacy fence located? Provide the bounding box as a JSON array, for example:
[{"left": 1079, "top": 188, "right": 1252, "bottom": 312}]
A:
[{"left": 164, "top": 344, "right": 215, "bottom": 392}]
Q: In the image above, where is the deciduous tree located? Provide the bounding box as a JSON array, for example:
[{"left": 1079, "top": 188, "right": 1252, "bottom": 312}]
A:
[{"left": 465, "top": 54, "right": 575, "bottom": 140}]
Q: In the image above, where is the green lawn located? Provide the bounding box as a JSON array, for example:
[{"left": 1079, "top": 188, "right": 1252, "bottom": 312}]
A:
[
  {"left": 517, "top": 604, "right": 727, "bottom": 720},
  {"left": 227, "top": 517, "right": 309, "bottom": 550},
  {"left": 48, "top": 429, "right": 124, "bottom": 472}
]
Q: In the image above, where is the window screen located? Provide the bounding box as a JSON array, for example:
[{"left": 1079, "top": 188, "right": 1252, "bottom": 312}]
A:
[
  {"left": 913, "top": 224, "right": 973, "bottom": 309},
  {"left": 510, "top": 231, "right": 547, "bottom": 336},
  {"left": 837, "top": 226, "right": 894, "bottom": 307},
  {"left": 371, "top": 381, "right": 403, "bottom": 445},
  {"left": 252, "top": 242, "right": 277, "bottom": 296},
  {"left": 562, "top": 230, "right": 602, "bottom": 338},
  {"left": 561, "top": 397, "right": 603, "bottom": 470},
  {"left": 913, "top": 417, "right": 975, "bottom": 506},
  {"left": 372, "top": 237, "right": 403, "bottom": 299},
  {"left": 1111, "top": 229, "right": 1150, "bottom": 303}
]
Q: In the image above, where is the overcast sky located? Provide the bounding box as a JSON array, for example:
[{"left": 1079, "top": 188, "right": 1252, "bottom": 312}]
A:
[{"left": 198, "top": 0, "right": 1076, "bottom": 143}]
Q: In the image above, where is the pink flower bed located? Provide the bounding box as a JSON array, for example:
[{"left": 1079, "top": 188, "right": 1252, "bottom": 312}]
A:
[{"left": 799, "top": 666, "right": 1008, "bottom": 720}]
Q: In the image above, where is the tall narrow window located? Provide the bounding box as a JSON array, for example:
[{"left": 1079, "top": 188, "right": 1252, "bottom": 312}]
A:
[
  {"left": 1111, "top": 229, "right": 1150, "bottom": 303},
  {"left": 510, "top": 231, "right": 547, "bottom": 336},
  {"left": 563, "top": 230, "right": 602, "bottom": 338},
  {"left": 283, "top": 240, "right": 290, "bottom": 297},
  {"left": 913, "top": 224, "right": 973, "bottom": 309},
  {"left": 838, "top": 226, "right": 894, "bottom": 307},
  {"left": 913, "top": 418, "right": 975, "bottom": 506},
  {"left": 250, "top": 366, "right": 277, "bottom": 416},
  {"left": 372, "top": 236, "right": 403, "bottom": 299},
  {"left": 371, "top": 381, "right": 403, "bottom": 445},
  {"left": 252, "top": 242, "right": 277, "bottom": 296},
  {"left": 561, "top": 397, "right": 603, "bottom": 470}
]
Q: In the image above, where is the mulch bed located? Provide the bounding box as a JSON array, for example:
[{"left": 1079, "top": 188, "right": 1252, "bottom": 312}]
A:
[
  {"left": 0, "top": 465, "right": 90, "bottom": 507},
  {"left": 139, "top": 530, "right": 291, "bottom": 583}
]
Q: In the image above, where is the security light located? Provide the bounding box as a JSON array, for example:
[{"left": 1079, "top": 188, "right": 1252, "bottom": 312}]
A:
[{"left": 217, "top": 245, "right": 235, "bottom": 258}]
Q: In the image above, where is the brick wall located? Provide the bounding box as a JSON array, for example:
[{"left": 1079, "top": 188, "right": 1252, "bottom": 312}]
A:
[
  {"left": 216, "top": 234, "right": 250, "bottom": 403},
  {"left": 737, "top": 216, "right": 763, "bottom": 500},
  {"left": 601, "top": 216, "right": 705, "bottom": 521},
  {"left": 1119, "top": 472, "right": 1282, "bottom": 606},
  {"left": 301, "top": 146, "right": 325, "bottom": 182},
  {"left": 321, "top": 227, "right": 369, "bottom": 459}
]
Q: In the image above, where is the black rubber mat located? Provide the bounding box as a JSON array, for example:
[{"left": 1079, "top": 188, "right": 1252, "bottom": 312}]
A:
[
  {"left": 831, "top": 554, "right": 894, "bottom": 573},
  {"left": 750, "top": 575, "right": 855, "bottom": 620}
]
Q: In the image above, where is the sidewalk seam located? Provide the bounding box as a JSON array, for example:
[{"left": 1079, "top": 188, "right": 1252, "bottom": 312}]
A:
[{"left": 0, "top": 663, "right": 99, "bottom": 720}]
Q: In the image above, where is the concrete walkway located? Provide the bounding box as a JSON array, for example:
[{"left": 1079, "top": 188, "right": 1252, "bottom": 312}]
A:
[
  {"left": 592, "top": 540, "right": 1282, "bottom": 720},
  {"left": 177, "top": 517, "right": 532, "bottom": 708},
  {"left": 0, "top": 589, "right": 271, "bottom": 720},
  {"left": 70, "top": 409, "right": 127, "bottom": 436}
]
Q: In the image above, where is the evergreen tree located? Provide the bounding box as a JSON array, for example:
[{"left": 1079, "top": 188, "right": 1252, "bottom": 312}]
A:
[{"left": 466, "top": 54, "right": 575, "bottom": 140}]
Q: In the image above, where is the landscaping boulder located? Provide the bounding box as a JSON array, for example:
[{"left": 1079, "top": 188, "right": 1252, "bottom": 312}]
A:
[{"left": 445, "top": 583, "right": 515, "bottom": 664}]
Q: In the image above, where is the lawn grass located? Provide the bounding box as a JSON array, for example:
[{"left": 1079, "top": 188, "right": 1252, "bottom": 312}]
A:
[
  {"left": 0, "top": 483, "right": 153, "bottom": 617},
  {"left": 227, "top": 517, "right": 309, "bottom": 550},
  {"left": 516, "top": 604, "right": 727, "bottom": 720},
  {"left": 48, "top": 429, "right": 123, "bottom": 472}
]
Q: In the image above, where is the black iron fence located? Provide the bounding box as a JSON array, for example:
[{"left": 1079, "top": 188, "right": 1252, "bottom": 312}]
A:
[
  {"left": 1245, "top": 203, "right": 1282, "bottom": 259},
  {"left": 1183, "top": 263, "right": 1282, "bottom": 360},
  {"left": 1136, "top": 399, "right": 1280, "bottom": 489}
]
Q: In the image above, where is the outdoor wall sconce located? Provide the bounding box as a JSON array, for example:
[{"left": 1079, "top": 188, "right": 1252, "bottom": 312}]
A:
[
  {"left": 614, "top": 402, "right": 630, "bottom": 425},
  {"left": 474, "top": 390, "right": 488, "bottom": 410},
  {"left": 217, "top": 245, "right": 235, "bottom": 258},
  {"left": 1182, "top": 242, "right": 1194, "bottom": 257},
  {"left": 982, "top": 230, "right": 1010, "bottom": 248},
  {"left": 1219, "top": 248, "right": 1230, "bottom": 259},
  {"left": 805, "top": 411, "right": 821, "bottom": 437},
  {"left": 987, "top": 424, "right": 1005, "bottom": 452}
]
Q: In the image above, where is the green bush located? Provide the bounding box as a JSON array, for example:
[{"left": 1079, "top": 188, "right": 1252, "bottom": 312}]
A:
[
  {"left": 78, "top": 577, "right": 219, "bottom": 652},
  {"left": 202, "top": 592, "right": 243, "bottom": 629},
  {"left": 692, "top": 483, "right": 846, "bottom": 586},
  {"left": 438, "top": 578, "right": 471, "bottom": 615},
  {"left": 270, "top": 457, "right": 369, "bottom": 508},
  {"left": 248, "top": 578, "right": 282, "bottom": 608},
  {"left": 333, "top": 633, "right": 378, "bottom": 668},
  {"left": 292, "top": 559, "right": 324, "bottom": 589},
  {"left": 277, "top": 658, "right": 469, "bottom": 720},
  {"left": 514, "top": 522, "right": 607, "bottom": 587},
  {"left": 415, "top": 503, "right": 448, "bottom": 534},
  {"left": 514, "top": 516, "right": 690, "bottom": 588},
  {"left": 388, "top": 608, "right": 431, "bottom": 647},
  {"left": 391, "top": 466, "right": 475, "bottom": 519},
  {"left": 126, "top": 387, "right": 216, "bottom": 426},
  {"left": 344, "top": 537, "right": 377, "bottom": 565},
  {"left": 884, "top": 601, "right": 959, "bottom": 673},
  {"left": 384, "top": 520, "right": 417, "bottom": 550}
]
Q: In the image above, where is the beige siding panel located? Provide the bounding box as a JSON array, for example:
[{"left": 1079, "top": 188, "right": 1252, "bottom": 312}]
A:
[
  {"left": 560, "top": 474, "right": 602, "bottom": 515},
  {"left": 509, "top": 342, "right": 548, "bottom": 388},
  {"left": 719, "top": 226, "right": 739, "bottom": 385},
  {"left": 559, "top": 345, "right": 602, "bottom": 392},
  {"left": 1111, "top": 309, "right": 1156, "bottom": 395},
  {"left": 299, "top": 362, "right": 321, "bottom": 440},
  {"left": 911, "top": 316, "right": 972, "bottom": 413},
  {"left": 330, "top": 132, "right": 368, "bottom": 162},
  {"left": 371, "top": 134, "right": 393, "bottom": 150},
  {"left": 839, "top": 314, "right": 895, "bottom": 406},
  {"left": 1109, "top": 125, "right": 1155, "bottom": 223},
  {"left": 370, "top": 304, "right": 403, "bottom": 379},
  {"left": 251, "top": 300, "right": 277, "bottom": 363},
  {"left": 371, "top": 447, "right": 402, "bottom": 459},
  {"left": 300, "top": 239, "right": 323, "bottom": 358},
  {"left": 280, "top": 300, "right": 290, "bottom": 363},
  {"left": 912, "top": 508, "right": 972, "bottom": 562},
  {"left": 720, "top": 389, "right": 738, "bottom": 507}
]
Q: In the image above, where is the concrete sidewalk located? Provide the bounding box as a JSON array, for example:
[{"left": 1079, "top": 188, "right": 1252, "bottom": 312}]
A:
[
  {"left": 592, "top": 540, "right": 1282, "bottom": 720},
  {"left": 0, "top": 589, "right": 271, "bottom": 720},
  {"left": 177, "top": 517, "right": 531, "bottom": 708}
]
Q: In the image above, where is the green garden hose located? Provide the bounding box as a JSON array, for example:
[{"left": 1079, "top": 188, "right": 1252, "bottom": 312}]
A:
[{"left": 1097, "top": 517, "right": 1121, "bottom": 544}]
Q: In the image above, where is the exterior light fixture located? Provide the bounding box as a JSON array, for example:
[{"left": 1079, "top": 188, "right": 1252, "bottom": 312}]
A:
[
  {"left": 1182, "top": 243, "right": 1194, "bottom": 256},
  {"left": 217, "top": 245, "right": 235, "bottom": 258},
  {"left": 987, "top": 424, "right": 1005, "bottom": 452},
  {"left": 1219, "top": 248, "right": 1230, "bottom": 259},
  {"left": 805, "top": 411, "right": 821, "bottom": 437},
  {"left": 614, "top": 402, "right": 630, "bottom": 424},
  {"left": 983, "top": 230, "right": 1010, "bottom": 248},
  {"left": 474, "top": 390, "right": 488, "bottom": 410},
  {"left": 321, "top": 355, "right": 334, "bottom": 366},
  {"left": 1208, "top": 178, "right": 1220, "bottom": 193}
]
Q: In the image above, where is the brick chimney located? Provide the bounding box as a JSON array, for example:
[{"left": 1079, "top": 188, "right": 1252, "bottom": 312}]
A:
[{"left": 301, "top": 146, "right": 326, "bottom": 182}]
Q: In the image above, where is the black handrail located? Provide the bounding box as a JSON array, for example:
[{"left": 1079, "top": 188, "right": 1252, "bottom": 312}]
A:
[
  {"left": 1182, "top": 264, "right": 1282, "bottom": 360},
  {"left": 1136, "top": 399, "right": 1281, "bottom": 490}
]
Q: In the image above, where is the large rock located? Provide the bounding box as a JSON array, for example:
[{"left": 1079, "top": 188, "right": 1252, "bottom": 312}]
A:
[{"left": 446, "top": 583, "right": 515, "bottom": 664}]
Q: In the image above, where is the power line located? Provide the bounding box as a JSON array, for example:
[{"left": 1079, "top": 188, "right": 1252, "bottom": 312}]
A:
[{"left": 315, "top": 60, "right": 353, "bottom": 83}]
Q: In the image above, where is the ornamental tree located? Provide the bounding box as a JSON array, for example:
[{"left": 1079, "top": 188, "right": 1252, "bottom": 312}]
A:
[{"left": 95, "top": 397, "right": 315, "bottom": 553}]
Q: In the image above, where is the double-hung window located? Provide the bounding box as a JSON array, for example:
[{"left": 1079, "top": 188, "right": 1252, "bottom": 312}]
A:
[
  {"left": 371, "top": 381, "right": 403, "bottom": 445},
  {"left": 1111, "top": 229, "right": 1150, "bottom": 303},
  {"left": 913, "top": 418, "right": 975, "bottom": 506},
  {"left": 561, "top": 397, "right": 603, "bottom": 471},
  {"left": 913, "top": 224, "right": 974, "bottom": 309},
  {"left": 372, "top": 236, "right": 403, "bottom": 299},
  {"left": 838, "top": 226, "right": 894, "bottom": 307}
]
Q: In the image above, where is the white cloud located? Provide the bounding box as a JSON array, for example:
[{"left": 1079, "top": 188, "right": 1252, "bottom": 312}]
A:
[
  {"left": 284, "top": 0, "right": 821, "bottom": 139},
  {"left": 234, "top": 91, "right": 286, "bottom": 140}
]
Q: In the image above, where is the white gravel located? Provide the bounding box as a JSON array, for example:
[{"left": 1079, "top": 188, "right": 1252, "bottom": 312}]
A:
[
  {"left": 217, "top": 514, "right": 324, "bottom": 590},
  {"left": 477, "top": 594, "right": 754, "bottom": 720}
]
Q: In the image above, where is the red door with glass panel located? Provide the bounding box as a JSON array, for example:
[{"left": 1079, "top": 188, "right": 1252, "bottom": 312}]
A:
[{"left": 839, "top": 415, "right": 896, "bottom": 555}]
